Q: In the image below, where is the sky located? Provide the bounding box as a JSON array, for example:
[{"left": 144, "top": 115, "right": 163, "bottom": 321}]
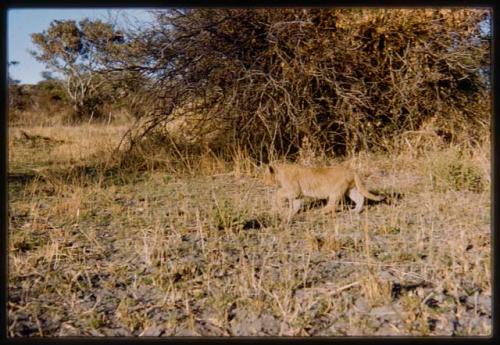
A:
[{"left": 8, "top": 8, "right": 154, "bottom": 84}]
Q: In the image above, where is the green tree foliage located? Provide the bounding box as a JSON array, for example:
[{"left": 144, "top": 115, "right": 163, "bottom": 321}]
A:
[
  {"left": 8, "top": 77, "right": 71, "bottom": 125},
  {"left": 31, "top": 19, "right": 124, "bottom": 120},
  {"left": 8, "top": 61, "right": 23, "bottom": 114},
  {"left": 8, "top": 61, "right": 20, "bottom": 85}
]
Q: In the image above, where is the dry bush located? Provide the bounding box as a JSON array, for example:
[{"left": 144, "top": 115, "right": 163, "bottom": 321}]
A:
[{"left": 110, "top": 8, "right": 490, "bottom": 160}]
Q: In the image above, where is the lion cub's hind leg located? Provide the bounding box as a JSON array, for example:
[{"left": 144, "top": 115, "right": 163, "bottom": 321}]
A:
[
  {"left": 322, "top": 178, "right": 353, "bottom": 215},
  {"left": 290, "top": 198, "right": 302, "bottom": 215},
  {"left": 323, "top": 190, "right": 345, "bottom": 215},
  {"left": 348, "top": 187, "right": 365, "bottom": 213}
]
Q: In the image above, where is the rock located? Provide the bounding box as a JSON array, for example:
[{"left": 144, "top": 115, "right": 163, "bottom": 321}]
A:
[
  {"left": 194, "top": 321, "right": 225, "bottom": 336},
  {"left": 346, "top": 325, "right": 365, "bottom": 336},
  {"left": 101, "top": 327, "right": 131, "bottom": 336},
  {"left": 175, "top": 328, "right": 201, "bottom": 336},
  {"left": 462, "top": 294, "right": 491, "bottom": 315},
  {"left": 369, "top": 304, "right": 405, "bottom": 325},
  {"left": 424, "top": 298, "right": 440, "bottom": 309},
  {"left": 468, "top": 315, "right": 491, "bottom": 333},
  {"left": 432, "top": 317, "right": 455, "bottom": 336},
  {"left": 374, "top": 323, "right": 400, "bottom": 336},
  {"left": 378, "top": 270, "right": 395, "bottom": 281},
  {"left": 327, "top": 321, "right": 350, "bottom": 335},
  {"left": 304, "top": 316, "right": 331, "bottom": 336},
  {"left": 89, "top": 329, "right": 104, "bottom": 336},
  {"left": 475, "top": 295, "right": 492, "bottom": 315},
  {"left": 139, "top": 324, "right": 163, "bottom": 336},
  {"left": 354, "top": 297, "right": 371, "bottom": 314},
  {"left": 38, "top": 202, "right": 49, "bottom": 209},
  {"left": 370, "top": 305, "right": 396, "bottom": 317},
  {"left": 293, "top": 288, "right": 314, "bottom": 301},
  {"left": 58, "top": 323, "right": 81, "bottom": 336},
  {"left": 427, "top": 318, "right": 438, "bottom": 332},
  {"left": 230, "top": 309, "right": 262, "bottom": 336},
  {"left": 199, "top": 307, "right": 224, "bottom": 328},
  {"left": 260, "top": 314, "right": 280, "bottom": 335},
  {"left": 390, "top": 302, "right": 407, "bottom": 319},
  {"left": 16, "top": 321, "right": 39, "bottom": 337},
  {"left": 455, "top": 313, "right": 491, "bottom": 335}
]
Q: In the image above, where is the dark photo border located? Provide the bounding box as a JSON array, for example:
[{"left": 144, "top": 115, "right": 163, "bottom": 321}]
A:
[{"left": 1, "top": 0, "right": 497, "bottom": 344}]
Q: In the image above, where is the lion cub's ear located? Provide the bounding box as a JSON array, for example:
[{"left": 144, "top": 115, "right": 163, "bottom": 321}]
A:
[{"left": 268, "top": 164, "right": 275, "bottom": 175}]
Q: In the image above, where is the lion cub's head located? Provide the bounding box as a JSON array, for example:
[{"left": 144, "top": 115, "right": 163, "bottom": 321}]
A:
[{"left": 260, "top": 163, "right": 278, "bottom": 186}]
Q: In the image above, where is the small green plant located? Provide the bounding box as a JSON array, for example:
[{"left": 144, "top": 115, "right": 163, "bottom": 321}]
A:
[
  {"left": 430, "top": 150, "right": 484, "bottom": 193},
  {"left": 212, "top": 197, "right": 246, "bottom": 231},
  {"left": 445, "top": 161, "right": 484, "bottom": 192}
]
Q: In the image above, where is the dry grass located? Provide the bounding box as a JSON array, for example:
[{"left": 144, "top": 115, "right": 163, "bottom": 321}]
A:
[{"left": 8, "top": 124, "right": 491, "bottom": 337}]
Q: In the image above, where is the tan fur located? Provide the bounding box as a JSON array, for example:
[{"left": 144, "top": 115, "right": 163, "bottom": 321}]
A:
[{"left": 266, "top": 162, "right": 384, "bottom": 218}]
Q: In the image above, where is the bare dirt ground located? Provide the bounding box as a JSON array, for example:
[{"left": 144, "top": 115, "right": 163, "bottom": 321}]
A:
[{"left": 7, "top": 125, "right": 491, "bottom": 337}]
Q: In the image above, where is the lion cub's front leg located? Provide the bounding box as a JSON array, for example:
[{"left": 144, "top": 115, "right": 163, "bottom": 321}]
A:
[{"left": 276, "top": 188, "right": 302, "bottom": 219}]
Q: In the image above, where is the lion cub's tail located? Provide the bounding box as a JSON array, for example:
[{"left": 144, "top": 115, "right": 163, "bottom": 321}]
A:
[{"left": 354, "top": 173, "right": 384, "bottom": 201}]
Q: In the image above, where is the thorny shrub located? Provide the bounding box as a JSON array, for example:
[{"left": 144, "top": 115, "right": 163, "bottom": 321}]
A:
[{"left": 108, "top": 8, "right": 490, "bottom": 160}]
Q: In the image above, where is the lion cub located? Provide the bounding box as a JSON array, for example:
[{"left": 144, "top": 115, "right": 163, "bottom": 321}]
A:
[{"left": 266, "top": 162, "right": 384, "bottom": 218}]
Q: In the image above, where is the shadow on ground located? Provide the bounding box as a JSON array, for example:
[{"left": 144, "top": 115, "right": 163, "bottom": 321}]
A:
[
  {"left": 291, "top": 190, "right": 403, "bottom": 215},
  {"left": 8, "top": 171, "right": 42, "bottom": 186},
  {"left": 8, "top": 163, "right": 138, "bottom": 190}
]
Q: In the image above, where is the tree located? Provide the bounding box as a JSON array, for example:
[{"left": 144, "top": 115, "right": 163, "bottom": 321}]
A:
[
  {"left": 31, "top": 19, "right": 124, "bottom": 120},
  {"left": 8, "top": 61, "right": 20, "bottom": 85},
  {"left": 41, "top": 71, "right": 55, "bottom": 81},
  {"left": 8, "top": 61, "right": 23, "bottom": 113}
]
